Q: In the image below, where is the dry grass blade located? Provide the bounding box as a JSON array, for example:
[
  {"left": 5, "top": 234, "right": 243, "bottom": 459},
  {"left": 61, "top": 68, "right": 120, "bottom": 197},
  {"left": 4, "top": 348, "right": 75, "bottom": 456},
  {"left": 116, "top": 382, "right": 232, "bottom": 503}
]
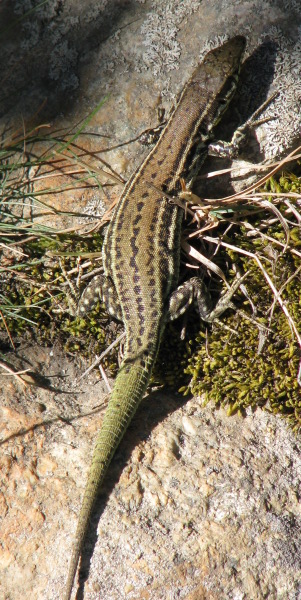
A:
[
  {"left": 253, "top": 199, "right": 291, "bottom": 251},
  {"left": 181, "top": 239, "right": 229, "bottom": 285},
  {"left": 77, "top": 331, "right": 126, "bottom": 383},
  {"left": 0, "top": 361, "right": 31, "bottom": 386},
  {"left": 204, "top": 234, "right": 301, "bottom": 351},
  {"left": 53, "top": 148, "right": 125, "bottom": 186},
  {"left": 0, "top": 311, "right": 15, "bottom": 349},
  {"left": 242, "top": 222, "right": 301, "bottom": 259},
  {"left": 205, "top": 144, "right": 301, "bottom": 204},
  {"left": 98, "top": 363, "right": 112, "bottom": 393}
]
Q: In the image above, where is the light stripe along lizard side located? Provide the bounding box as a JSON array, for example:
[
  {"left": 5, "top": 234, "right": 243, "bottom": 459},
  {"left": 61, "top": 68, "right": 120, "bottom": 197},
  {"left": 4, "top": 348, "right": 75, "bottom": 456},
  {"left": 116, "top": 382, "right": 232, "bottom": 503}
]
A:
[{"left": 65, "top": 36, "right": 250, "bottom": 599}]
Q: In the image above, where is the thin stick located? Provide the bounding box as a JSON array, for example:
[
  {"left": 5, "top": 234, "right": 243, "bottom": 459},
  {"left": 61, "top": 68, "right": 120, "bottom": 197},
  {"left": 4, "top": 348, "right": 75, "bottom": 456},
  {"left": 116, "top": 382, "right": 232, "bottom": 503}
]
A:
[{"left": 77, "top": 331, "right": 126, "bottom": 382}]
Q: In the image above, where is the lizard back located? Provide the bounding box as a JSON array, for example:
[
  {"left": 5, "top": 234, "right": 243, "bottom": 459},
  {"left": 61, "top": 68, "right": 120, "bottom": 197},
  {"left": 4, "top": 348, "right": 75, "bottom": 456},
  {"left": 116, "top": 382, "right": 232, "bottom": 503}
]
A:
[{"left": 103, "top": 35, "right": 246, "bottom": 351}]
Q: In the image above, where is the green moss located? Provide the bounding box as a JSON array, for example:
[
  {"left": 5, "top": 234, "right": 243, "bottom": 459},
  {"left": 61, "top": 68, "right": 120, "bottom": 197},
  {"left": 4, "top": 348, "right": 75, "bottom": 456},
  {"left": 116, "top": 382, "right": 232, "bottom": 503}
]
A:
[
  {"left": 0, "top": 231, "right": 118, "bottom": 370},
  {"left": 177, "top": 173, "right": 301, "bottom": 431}
]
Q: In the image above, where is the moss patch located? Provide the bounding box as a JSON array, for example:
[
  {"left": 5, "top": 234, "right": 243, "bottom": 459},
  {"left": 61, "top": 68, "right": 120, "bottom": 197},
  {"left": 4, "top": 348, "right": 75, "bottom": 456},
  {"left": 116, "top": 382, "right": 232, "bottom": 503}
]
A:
[{"left": 176, "top": 176, "right": 301, "bottom": 431}]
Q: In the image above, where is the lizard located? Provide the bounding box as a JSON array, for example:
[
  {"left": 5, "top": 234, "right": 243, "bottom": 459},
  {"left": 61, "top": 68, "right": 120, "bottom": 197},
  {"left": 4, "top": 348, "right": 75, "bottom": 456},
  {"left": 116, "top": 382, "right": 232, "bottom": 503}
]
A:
[{"left": 65, "top": 35, "right": 258, "bottom": 599}]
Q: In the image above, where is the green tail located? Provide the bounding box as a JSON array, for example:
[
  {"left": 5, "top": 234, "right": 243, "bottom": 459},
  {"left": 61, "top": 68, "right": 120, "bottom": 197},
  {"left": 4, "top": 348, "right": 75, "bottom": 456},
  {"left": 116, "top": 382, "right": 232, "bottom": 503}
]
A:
[{"left": 64, "top": 350, "right": 157, "bottom": 600}]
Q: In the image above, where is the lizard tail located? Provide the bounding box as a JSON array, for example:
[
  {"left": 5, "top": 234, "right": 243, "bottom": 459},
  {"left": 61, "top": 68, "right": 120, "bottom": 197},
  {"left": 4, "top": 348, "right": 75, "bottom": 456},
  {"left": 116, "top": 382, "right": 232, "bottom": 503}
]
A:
[{"left": 64, "top": 346, "right": 157, "bottom": 600}]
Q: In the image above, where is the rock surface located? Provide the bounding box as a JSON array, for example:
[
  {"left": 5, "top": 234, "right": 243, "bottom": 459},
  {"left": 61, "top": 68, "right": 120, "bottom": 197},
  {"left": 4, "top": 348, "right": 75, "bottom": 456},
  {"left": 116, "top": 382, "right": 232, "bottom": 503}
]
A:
[
  {"left": 0, "top": 1, "right": 301, "bottom": 599},
  {"left": 1, "top": 344, "right": 301, "bottom": 600}
]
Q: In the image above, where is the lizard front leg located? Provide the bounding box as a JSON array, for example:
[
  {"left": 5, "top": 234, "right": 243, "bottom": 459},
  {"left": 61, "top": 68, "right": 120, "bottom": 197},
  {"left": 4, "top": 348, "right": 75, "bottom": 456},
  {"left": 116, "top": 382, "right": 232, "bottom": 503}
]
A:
[
  {"left": 78, "top": 273, "right": 122, "bottom": 321},
  {"left": 208, "top": 92, "right": 278, "bottom": 160}
]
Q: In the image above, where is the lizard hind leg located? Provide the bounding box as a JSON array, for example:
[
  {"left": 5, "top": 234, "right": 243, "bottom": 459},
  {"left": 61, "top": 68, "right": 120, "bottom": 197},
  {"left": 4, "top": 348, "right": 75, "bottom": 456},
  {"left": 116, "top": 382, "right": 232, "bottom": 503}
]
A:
[
  {"left": 167, "top": 277, "right": 212, "bottom": 323},
  {"left": 166, "top": 274, "right": 247, "bottom": 324},
  {"left": 77, "top": 273, "right": 122, "bottom": 321}
]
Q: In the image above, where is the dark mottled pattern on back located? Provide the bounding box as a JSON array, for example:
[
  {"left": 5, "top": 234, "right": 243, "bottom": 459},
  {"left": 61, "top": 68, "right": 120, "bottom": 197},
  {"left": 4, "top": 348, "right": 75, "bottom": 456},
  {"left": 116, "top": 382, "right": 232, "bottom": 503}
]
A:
[{"left": 103, "top": 38, "right": 246, "bottom": 351}]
